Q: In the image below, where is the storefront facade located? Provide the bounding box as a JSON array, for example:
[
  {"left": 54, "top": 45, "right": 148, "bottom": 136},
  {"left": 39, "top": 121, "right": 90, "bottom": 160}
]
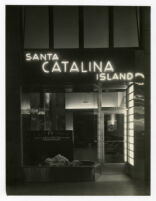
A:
[
  {"left": 21, "top": 48, "right": 144, "bottom": 164},
  {"left": 6, "top": 5, "right": 150, "bottom": 192}
]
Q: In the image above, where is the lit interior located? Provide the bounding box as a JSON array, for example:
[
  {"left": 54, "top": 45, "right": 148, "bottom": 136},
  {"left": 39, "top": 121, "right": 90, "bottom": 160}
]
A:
[
  {"left": 127, "top": 84, "right": 134, "bottom": 166},
  {"left": 65, "top": 92, "right": 125, "bottom": 109}
]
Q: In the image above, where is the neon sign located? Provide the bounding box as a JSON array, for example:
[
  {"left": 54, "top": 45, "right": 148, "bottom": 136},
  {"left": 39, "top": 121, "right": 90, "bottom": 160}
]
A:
[{"left": 25, "top": 52, "right": 144, "bottom": 82}]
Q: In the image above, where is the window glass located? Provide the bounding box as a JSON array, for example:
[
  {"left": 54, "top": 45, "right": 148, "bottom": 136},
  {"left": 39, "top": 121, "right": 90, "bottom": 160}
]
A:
[
  {"left": 53, "top": 6, "right": 79, "bottom": 48},
  {"left": 128, "top": 157, "right": 134, "bottom": 166},
  {"left": 128, "top": 122, "right": 134, "bottom": 129},
  {"left": 128, "top": 136, "right": 134, "bottom": 144},
  {"left": 128, "top": 114, "right": 134, "bottom": 122},
  {"left": 84, "top": 7, "right": 109, "bottom": 48},
  {"left": 128, "top": 143, "right": 134, "bottom": 151},
  {"left": 128, "top": 85, "right": 134, "bottom": 93},
  {"left": 128, "top": 150, "right": 134, "bottom": 158},
  {"left": 128, "top": 107, "right": 134, "bottom": 115},
  {"left": 124, "top": 149, "right": 127, "bottom": 162},
  {"left": 128, "top": 129, "right": 134, "bottom": 136},
  {"left": 128, "top": 100, "right": 134, "bottom": 108},
  {"left": 24, "top": 6, "right": 49, "bottom": 48},
  {"left": 114, "top": 7, "right": 139, "bottom": 47}
]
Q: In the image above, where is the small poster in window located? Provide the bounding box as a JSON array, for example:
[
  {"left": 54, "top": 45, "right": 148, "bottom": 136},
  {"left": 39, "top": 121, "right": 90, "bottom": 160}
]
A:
[{"left": 107, "top": 120, "right": 117, "bottom": 132}]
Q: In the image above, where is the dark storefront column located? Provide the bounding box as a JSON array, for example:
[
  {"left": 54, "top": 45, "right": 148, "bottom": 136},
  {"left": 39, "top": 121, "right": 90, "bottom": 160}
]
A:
[
  {"left": 6, "top": 6, "right": 23, "bottom": 184},
  {"left": 133, "top": 7, "right": 150, "bottom": 193},
  {"left": 142, "top": 7, "right": 150, "bottom": 194},
  {"left": 97, "top": 83, "right": 104, "bottom": 162}
]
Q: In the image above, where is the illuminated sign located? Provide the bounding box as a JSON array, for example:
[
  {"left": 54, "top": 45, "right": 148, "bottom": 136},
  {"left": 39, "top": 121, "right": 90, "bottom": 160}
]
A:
[{"left": 25, "top": 52, "right": 144, "bottom": 82}]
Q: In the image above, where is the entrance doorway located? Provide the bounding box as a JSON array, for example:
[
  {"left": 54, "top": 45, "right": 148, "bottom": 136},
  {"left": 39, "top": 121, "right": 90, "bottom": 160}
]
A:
[
  {"left": 73, "top": 112, "right": 124, "bottom": 163},
  {"left": 104, "top": 114, "right": 124, "bottom": 163}
]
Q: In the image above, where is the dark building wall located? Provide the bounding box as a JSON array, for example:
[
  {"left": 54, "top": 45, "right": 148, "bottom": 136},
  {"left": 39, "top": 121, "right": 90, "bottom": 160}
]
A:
[
  {"left": 125, "top": 7, "right": 150, "bottom": 194},
  {"left": 6, "top": 6, "right": 23, "bottom": 184},
  {"left": 135, "top": 7, "right": 150, "bottom": 188},
  {"left": 142, "top": 7, "right": 150, "bottom": 194}
]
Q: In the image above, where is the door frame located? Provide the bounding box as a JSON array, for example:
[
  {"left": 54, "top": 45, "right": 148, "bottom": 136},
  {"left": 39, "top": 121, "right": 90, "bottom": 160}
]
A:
[{"left": 94, "top": 108, "right": 127, "bottom": 163}]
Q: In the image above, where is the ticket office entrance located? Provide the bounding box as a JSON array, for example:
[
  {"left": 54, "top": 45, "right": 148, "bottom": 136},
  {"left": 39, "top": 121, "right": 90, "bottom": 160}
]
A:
[
  {"left": 21, "top": 87, "right": 127, "bottom": 165},
  {"left": 73, "top": 111, "right": 124, "bottom": 163}
]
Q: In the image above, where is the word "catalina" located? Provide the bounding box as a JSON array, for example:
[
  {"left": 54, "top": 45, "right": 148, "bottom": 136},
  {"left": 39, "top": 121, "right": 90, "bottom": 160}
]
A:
[
  {"left": 41, "top": 60, "right": 134, "bottom": 81},
  {"left": 41, "top": 61, "right": 115, "bottom": 73}
]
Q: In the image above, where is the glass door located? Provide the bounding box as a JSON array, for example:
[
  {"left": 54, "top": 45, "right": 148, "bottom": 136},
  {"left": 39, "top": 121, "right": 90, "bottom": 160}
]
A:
[{"left": 104, "top": 114, "right": 124, "bottom": 163}]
